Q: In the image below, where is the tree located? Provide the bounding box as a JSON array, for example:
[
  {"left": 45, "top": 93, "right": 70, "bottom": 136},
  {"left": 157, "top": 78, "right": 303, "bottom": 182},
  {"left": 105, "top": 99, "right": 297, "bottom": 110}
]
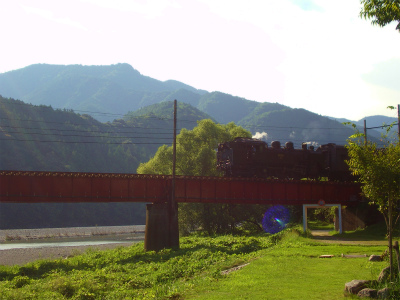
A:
[
  {"left": 360, "top": 0, "right": 400, "bottom": 32},
  {"left": 137, "top": 119, "right": 268, "bottom": 235},
  {"left": 137, "top": 119, "right": 251, "bottom": 176},
  {"left": 346, "top": 121, "right": 400, "bottom": 280}
]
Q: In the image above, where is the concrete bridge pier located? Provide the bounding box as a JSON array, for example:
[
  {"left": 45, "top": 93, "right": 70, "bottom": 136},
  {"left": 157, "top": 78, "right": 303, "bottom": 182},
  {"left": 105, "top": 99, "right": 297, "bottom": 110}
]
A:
[{"left": 144, "top": 202, "right": 179, "bottom": 251}]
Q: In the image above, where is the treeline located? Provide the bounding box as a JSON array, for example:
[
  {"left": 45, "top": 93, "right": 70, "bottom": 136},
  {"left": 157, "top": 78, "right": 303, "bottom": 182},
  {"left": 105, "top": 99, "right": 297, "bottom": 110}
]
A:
[
  {"left": 0, "top": 97, "right": 148, "bottom": 228},
  {"left": 0, "top": 97, "right": 144, "bottom": 172},
  {"left": 0, "top": 97, "right": 215, "bottom": 229}
]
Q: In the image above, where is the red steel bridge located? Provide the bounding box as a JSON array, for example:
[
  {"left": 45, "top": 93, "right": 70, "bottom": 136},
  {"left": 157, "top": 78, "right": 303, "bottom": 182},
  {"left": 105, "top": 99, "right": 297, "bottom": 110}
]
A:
[{"left": 0, "top": 170, "right": 362, "bottom": 205}]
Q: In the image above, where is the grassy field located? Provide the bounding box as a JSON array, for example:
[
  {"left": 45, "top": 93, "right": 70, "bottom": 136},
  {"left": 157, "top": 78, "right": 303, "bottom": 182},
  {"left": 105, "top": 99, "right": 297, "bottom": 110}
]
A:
[
  {"left": 307, "top": 220, "right": 335, "bottom": 230},
  {"left": 0, "top": 225, "right": 398, "bottom": 299},
  {"left": 186, "top": 238, "right": 389, "bottom": 299}
]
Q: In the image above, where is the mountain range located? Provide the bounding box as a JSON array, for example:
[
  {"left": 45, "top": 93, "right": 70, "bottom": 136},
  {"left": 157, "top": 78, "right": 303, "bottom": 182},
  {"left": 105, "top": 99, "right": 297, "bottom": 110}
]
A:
[{"left": 1, "top": 63, "right": 397, "bottom": 147}]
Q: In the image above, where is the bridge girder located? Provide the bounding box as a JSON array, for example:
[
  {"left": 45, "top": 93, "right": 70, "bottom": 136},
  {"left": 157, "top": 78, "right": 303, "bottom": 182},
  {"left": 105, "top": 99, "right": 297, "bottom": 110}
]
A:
[{"left": 0, "top": 171, "right": 362, "bottom": 206}]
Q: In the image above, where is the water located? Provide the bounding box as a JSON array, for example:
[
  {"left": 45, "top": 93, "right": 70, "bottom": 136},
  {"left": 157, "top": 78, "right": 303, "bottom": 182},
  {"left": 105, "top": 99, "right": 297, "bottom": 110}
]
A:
[{"left": 0, "top": 233, "right": 145, "bottom": 250}]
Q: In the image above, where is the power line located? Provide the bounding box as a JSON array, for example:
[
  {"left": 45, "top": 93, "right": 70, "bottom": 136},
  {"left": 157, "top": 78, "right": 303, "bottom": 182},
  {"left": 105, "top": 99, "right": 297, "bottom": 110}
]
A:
[
  {"left": 0, "top": 137, "right": 173, "bottom": 145},
  {"left": 366, "top": 123, "right": 399, "bottom": 130},
  {"left": 1, "top": 115, "right": 361, "bottom": 132},
  {"left": 0, "top": 124, "right": 175, "bottom": 136},
  {"left": 1, "top": 130, "right": 175, "bottom": 140},
  {"left": 0, "top": 100, "right": 203, "bottom": 125},
  {"left": 2, "top": 98, "right": 399, "bottom": 131}
]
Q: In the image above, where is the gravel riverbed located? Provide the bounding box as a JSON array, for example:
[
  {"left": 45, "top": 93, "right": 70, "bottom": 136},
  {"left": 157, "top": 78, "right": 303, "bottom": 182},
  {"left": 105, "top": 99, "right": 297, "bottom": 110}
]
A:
[{"left": 0, "top": 225, "right": 145, "bottom": 266}]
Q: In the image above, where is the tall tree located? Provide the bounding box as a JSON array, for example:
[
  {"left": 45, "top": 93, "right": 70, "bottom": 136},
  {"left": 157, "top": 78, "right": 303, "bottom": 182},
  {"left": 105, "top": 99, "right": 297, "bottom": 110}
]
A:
[
  {"left": 360, "top": 0, "right": 400, "bottom": 31},
  {"left": 346, "top": 120, "right": 400, "bottom": 280},
  {"left": 137, "top": 119, "right": 251, "bottom": 176},
  {"left": 137, "top": 119, "right": 268, "bottom": 235}
]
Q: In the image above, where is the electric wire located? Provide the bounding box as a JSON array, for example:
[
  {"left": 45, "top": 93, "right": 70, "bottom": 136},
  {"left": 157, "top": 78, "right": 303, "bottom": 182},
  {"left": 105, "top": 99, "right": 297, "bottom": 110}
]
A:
[
  {"left": 0, "top": 124, "right": 175, "bottom": 136},
  {"left": 1, "top": 100, "right": 398, "bottom": 147},
  {"left": 2, "top": 115, "right": 381, "bottom": 132},
  {"left": 6, "top": 99, "right": 396, "bottom": 131},
  {"left": 0, "top": 137, "right": 172, "bottom": 145}
]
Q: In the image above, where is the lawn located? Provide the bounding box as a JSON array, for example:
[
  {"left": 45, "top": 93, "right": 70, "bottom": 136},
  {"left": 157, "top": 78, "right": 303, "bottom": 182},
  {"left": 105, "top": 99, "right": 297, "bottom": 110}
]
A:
[
  {"left": 187, "top": 245, "right": 385, "bottom": 300},
  {"left": 0, "top": 225, "right": 398, "bottom": 299},
  {"left": 186, "top": 233, "right": 393, "bottom": 300}
]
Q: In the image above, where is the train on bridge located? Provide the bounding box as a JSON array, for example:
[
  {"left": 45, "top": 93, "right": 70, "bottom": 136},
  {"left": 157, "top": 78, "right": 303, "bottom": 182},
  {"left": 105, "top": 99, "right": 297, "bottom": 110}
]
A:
[{"left": 217, "top": 137, "right": 352, "bottom": 181}]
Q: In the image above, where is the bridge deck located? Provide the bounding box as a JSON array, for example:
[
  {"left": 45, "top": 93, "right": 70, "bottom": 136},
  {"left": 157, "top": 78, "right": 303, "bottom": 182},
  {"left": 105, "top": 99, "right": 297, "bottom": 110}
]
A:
[{"left": 0, "top": 171, "right": 362, "bottom": 205}]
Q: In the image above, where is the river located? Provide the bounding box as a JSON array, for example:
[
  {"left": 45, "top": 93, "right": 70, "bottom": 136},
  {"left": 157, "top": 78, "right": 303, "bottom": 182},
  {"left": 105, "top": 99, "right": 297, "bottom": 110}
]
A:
[{"left": 0, "top": 225, "right": 145, "bottom": 250}]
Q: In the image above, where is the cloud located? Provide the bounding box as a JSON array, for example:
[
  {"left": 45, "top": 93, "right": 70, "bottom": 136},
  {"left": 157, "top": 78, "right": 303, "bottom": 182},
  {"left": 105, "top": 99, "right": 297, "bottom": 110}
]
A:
[
  {"left": 1, "top": 0, "right": 399, "bottom": 121},
  {"left": 288, "top": 0, "right": 322, "bottom": 11},
  {"left": 20, "top": 3, "right": 87, "bottom": 30},
  {"left": 81, "top": 0, "right": 179, "bottom": 19},
  {"left": 362, "top": 58, "right": 400, "bottom": 91}
]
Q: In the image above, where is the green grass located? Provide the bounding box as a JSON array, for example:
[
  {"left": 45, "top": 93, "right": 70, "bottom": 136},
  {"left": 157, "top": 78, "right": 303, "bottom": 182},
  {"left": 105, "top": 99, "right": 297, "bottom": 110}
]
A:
[
  {"left": 307, "top": 220, "right": 335, "bottom": 230},
  {"left": 186, "top": 231, "right": 395, "bottom": 300},
  {"left": 0, "top": 234, "right": 274, "bottom": 299},
  {"left": 330, "top": 222, "right": 400, "bottom": 241},
  {"left": 0, "top": 226, "right": 398, "bottom": 300}
]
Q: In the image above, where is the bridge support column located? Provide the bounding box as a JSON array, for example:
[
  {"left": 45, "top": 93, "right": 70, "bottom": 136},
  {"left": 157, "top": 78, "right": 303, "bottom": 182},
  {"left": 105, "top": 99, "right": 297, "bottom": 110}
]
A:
[
  {"left": 302, "top": 204, "right": 342, "bottom": 234},
  {"left": 144, "top": 203, "right": 179, "bottom": 251}
]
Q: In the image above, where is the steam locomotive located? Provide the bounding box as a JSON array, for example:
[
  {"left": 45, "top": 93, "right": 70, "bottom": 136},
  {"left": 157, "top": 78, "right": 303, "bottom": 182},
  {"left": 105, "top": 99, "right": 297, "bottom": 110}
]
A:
[{"left": 217, "top": 137, "right": 352, "bottom": 181}]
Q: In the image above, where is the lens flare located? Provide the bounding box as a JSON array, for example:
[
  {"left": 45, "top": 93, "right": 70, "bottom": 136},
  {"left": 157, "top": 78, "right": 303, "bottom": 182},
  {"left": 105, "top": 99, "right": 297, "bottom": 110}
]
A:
[{"left": 262, "top": 205, "right": 290, "bottom": 234}]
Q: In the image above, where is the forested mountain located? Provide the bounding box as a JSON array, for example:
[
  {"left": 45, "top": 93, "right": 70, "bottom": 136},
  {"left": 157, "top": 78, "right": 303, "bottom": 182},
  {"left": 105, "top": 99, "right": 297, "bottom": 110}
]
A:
[
  {"left": 239, "top": 107, "right": 357, "bottom": 146},
  {"left": 0, "top": 64, "right": 207, "bottom": 122},
  {"left": 1, "top": 63, "right": 390, "bottom": 148},
  {"left": 0, "top": 96, "right": 213, "bottom": 229},
  {"left": 0, "top": 98, "right": 142, "bottom": 172}
]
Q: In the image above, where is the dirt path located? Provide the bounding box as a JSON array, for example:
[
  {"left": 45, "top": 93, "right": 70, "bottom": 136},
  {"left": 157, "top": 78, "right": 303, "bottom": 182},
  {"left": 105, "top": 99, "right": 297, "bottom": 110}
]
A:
[{"left": 310, "top": 230, "right": 392, "bottom": 245}]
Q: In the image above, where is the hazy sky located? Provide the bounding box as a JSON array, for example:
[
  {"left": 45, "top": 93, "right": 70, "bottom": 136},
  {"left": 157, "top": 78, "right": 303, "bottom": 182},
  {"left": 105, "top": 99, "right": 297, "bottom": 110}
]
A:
[{"left": 1, "top": 0, "right": 399, "bottom": 121}]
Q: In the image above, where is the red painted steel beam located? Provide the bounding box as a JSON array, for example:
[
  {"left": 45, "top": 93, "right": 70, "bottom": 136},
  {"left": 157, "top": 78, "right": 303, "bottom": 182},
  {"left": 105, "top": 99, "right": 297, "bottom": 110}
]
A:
[
  {"left": 174, "top": 176, "right": 362, "bottom": 205},
  {"left": 0, "top": 171, "right": 170, "bottom": 203},
  {"left": 0, "top": 171, "right": 363, "bottom": 205}
]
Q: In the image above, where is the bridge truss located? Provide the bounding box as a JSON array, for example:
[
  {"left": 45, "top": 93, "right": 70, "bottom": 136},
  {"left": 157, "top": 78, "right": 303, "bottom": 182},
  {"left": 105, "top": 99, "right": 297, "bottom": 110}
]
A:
[{"left": 0, "top": 170, "right": 362, "bottom": 206}]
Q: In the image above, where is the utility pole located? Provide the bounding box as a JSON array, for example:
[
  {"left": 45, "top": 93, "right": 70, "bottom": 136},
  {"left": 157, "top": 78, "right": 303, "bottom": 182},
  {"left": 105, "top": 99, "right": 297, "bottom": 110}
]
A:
[
  {"left": 397, "top": 104, "right": 400, "bottom": 139},
  {"left": 364, "top": 119, "right": 367, "bottom": 145},
  {"left": 169, "top": 99, "right": 179, "bottom": 249},
  {"left": 172, "top": 99, "right": 177, "bottom": 214},
  {"left": 144, "top": 100, "right": 179, "bottom": 251}
]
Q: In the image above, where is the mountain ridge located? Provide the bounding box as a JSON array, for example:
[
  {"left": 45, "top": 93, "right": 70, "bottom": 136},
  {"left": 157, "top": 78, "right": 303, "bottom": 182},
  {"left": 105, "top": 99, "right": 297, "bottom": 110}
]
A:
[{"left": 0, "top": 63, "right": 397, "bottom": 145}]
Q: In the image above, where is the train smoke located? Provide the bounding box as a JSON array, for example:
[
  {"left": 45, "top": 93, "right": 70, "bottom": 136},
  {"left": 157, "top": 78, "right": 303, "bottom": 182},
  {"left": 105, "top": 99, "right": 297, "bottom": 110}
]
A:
[
  {"left": 252, "top": 131, "right": 268, "bottom": 141},
  {"left": 304, "top": 141, "right": 320, "bottom": 148}
]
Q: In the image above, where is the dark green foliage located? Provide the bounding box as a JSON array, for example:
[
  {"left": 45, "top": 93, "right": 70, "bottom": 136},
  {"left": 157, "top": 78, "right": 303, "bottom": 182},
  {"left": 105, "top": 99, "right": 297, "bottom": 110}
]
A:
[
  {"left": 360, "top": 0, "right": 400, "bottom": 31},
  {"left": 0, "top": 96, "right": 145, "bottom": 173},
  {"left": 196, "top": 92, "right": 265, "bottom": 124},
  {"left": 125, "top": 101, "right": 214, "bottom": 126}
]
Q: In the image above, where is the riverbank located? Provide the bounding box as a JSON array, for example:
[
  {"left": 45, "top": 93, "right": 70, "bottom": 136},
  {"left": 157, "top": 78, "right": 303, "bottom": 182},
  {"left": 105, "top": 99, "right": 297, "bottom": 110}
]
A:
[
  {"left": 0, "top": 225, "right": 145, "bottom": 242},
  {"left": 0, "top": 225, "right": 145, "bottom": 266}
]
